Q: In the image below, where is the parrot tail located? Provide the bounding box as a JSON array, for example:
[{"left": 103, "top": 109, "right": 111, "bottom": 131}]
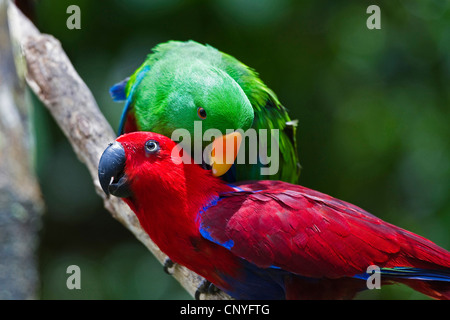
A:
[
  {"left": 381, "top": 267, "right": 450, "bottom": 300},
  {"left": 401, "top": 279, "right": 450, "bottom": 300},
  {"left": 285, "top": 268, "right": 450, "bottom": 300}
]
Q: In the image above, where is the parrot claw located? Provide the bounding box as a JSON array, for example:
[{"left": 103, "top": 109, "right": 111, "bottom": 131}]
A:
[
  {"left": 163, "top": 258, "right": 175, "bottom": 275},
  {"left": 208, "top": 283, "right": 220, "bottom": 294},
  {"left": 194, "top": 279, "right": 220, "bottom": 300}
]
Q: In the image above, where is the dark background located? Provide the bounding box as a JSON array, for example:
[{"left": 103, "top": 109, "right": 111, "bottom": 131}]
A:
[{"left": 29, "top": 0, "right": 450, "bottom": 299}]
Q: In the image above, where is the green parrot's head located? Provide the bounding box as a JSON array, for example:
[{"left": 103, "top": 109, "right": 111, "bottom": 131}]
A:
[{"left": 130, "top": 61, "right": 254, "bottom": 146}]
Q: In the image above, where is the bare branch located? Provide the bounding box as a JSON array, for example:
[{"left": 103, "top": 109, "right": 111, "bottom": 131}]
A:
[{"left": 7, "top": 2, "right": 231, "bottom": 300}]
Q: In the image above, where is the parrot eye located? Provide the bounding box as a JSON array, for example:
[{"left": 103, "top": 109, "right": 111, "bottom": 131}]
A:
[
  {"left": 145, "top": 140, "right": 160, "bottom": 154},
  {"left": 197, "top": 107, "right": 207, "bottom": 120}
]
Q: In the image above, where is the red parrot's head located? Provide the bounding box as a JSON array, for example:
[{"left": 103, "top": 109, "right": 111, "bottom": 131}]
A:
[{"left": 98, "top": 132, "right": 187, "bottom": 199}]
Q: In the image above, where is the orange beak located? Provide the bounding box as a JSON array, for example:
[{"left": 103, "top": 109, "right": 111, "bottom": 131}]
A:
[{"left": 211, "top": 131, "right": 242, "bottom": 177}]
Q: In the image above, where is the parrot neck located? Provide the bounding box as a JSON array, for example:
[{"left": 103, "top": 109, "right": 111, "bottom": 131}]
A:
[{"left": 184, "top": 165, "right": 235, "bottom": 216}]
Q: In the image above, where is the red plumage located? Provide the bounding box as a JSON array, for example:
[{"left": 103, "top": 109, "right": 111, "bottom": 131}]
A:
[
  {"left": 204, "top": 180, "right": 450, "bottom": 277},
  {"left": 201, "top": 181, "right": 450, "bottom": 299},
  {"left": 100, "top": 132, "right": 450, "bottom": 299}
]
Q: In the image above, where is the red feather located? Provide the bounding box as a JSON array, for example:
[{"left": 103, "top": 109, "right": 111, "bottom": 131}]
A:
[{"left": 201, "top": 181, "right": 450, "bottom": 278}]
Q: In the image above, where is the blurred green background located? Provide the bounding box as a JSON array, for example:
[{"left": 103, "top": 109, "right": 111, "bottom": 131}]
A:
[{"left": 28, "top": 0, "right": 450, "bottom": 299}]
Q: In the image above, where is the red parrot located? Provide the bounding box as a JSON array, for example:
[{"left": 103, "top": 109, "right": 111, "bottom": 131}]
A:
[{"left": 98, "top": 132, "right": 450, "bottom": 299}]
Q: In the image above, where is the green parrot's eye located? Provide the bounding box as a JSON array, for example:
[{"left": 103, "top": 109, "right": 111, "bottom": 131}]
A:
[
  {"left": 197, "top": 107, "right": 207, "bottom": 120},
  {"left": 145, "top": 140, "right": 160, "bottom": 154}
]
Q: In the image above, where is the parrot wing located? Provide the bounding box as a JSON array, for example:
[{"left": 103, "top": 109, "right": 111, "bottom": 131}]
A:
[{"left": 198, "top": 181, "right": 450, "bottom": 279}]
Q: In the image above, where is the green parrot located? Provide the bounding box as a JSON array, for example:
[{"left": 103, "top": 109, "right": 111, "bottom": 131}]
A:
[{"left": 110, "top": 40, "right": 300, "bottom": 184}]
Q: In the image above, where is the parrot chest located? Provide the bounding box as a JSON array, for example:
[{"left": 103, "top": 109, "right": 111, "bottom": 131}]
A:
[
  {"left": 164, "top": 229, "right": 242, "bottom": 287},
  {"left": 136, "top": 207, "right": 241, "bottom": 287}
]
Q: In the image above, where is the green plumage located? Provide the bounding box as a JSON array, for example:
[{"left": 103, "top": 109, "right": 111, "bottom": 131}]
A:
[{"left": 112, "top": 40, "right": 301, "bottom": 184}]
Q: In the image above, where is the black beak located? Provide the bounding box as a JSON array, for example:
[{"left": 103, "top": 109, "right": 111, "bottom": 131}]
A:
[{"left": 98, "top": 141, "right": 132, "bottom": 198}]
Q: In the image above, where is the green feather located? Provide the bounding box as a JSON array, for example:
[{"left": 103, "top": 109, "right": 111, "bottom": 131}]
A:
[{"left": 114, "top": 40, "right": 301, "bottom": 183}]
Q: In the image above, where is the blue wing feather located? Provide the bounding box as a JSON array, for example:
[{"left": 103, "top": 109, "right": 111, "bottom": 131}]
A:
[
  {"left": 109, "top": 78, "right": 129, "bottom": 102},
  {"left": 116, "top": 66, "right": 151, "bottom": 135}
]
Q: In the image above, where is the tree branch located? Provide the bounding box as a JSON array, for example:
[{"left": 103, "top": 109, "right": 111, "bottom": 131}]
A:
[{"left": 7, "top": 1, "right": 230, "bottom": 300}]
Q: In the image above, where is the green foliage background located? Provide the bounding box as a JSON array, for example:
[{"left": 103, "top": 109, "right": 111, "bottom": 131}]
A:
[{"left": 32, "top": 0, "right": 450, "bottom": 299}]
